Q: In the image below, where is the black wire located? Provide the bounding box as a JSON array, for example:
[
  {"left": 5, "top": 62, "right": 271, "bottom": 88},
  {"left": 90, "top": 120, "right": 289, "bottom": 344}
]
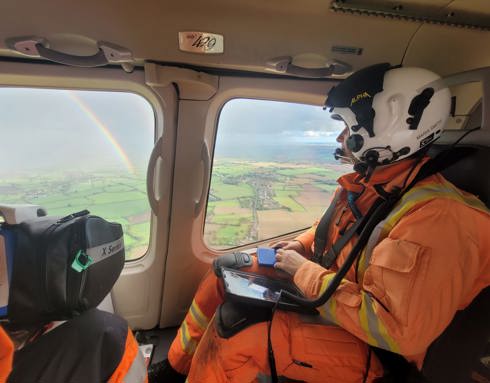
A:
[
  {"left": 267, "top": 293, "right": 282, "bottom": 383},
  {"left": 451, "top": 126, "right": 481, "bottom": 146},
  {"left": 362, "top": 347, "right": 372, "bottom": 383}
]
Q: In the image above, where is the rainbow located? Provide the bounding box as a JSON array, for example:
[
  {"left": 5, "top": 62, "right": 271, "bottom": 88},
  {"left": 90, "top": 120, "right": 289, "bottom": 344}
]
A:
[{"left": 66, "top": 91, "right": 136, "bottom": 174}]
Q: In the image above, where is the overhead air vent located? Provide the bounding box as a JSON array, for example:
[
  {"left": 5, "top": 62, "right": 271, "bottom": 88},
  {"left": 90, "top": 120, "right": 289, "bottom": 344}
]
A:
[{"left": 331, "top": 0, "right": 490, "bottom": 31}]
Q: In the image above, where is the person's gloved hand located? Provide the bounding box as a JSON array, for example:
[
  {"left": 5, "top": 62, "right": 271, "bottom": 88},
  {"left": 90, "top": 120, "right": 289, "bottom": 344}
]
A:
[
  {"left": 273, "top": 248, "right": 308, "bottom": 276},
  {"left": 270, "top": 240, "right": 305, "bottom": 256}
]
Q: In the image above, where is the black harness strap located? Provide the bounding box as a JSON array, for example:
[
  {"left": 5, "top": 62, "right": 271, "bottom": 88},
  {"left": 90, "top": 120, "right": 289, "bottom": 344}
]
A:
[
  {"left": 312, "top": 147, "right": 476, "bottom": 270},
  {"left": 321, "top": 219, "right": 362, "bottom": 268},
  {"left": 312, "top": 193, "right": 340, "bottom": 264},
  {"left": 313, "top": 189, "right": 381, "bottom": 270}
]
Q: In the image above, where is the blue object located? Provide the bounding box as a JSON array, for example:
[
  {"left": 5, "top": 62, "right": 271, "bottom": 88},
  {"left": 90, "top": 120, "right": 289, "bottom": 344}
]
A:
[
  {"left": 0, "top": 226, "right": 15, "bottom": 317},
  {"left": 257, "top": 247, "right": 276, "bottom": 267}
]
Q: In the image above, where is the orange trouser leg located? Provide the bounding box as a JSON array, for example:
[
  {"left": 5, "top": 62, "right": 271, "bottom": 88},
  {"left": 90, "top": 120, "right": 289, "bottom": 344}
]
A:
[
  {"left": 168, "top": 256, "right": 283, "bottom": 374},
  {"left": 187, "top": 311, "right": 384, "bottom": 383},
  {"left": 167, "top": 268, "right": 224, "bottom": 374}
]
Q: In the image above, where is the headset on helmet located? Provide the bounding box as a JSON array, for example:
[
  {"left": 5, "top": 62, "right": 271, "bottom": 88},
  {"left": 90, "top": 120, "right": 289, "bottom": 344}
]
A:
[{"left": 326, "top": 63, "right": 451, "bottom": 171}]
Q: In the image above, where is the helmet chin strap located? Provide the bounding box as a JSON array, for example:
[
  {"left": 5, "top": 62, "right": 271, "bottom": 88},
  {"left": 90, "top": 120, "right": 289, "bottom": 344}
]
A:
[
  {"left": 353, "top": 162, "right": 377, "bottom": 182},
  {"left": 354, "top": 150, "right": 380, "bottom": 182},
  {"left": 355, "top": 146, "right": 429, "bottom": 185}
]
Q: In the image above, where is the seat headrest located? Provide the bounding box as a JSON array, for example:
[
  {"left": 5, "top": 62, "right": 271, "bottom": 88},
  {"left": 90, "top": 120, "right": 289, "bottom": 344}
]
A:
[{"left": 428, "top": 144, "right": 490, "bottom": 208}]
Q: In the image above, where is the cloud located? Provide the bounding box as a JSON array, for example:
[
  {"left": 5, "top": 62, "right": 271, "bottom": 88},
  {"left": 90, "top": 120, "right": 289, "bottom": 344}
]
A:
[{"left": 219, "top": 98, "right": 345, "bottom": 137}]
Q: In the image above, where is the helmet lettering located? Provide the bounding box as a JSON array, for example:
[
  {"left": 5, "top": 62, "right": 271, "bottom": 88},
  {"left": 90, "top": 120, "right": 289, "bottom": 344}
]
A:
[{"left": 350, "top": 91, "right": 371, "bottom": 106}]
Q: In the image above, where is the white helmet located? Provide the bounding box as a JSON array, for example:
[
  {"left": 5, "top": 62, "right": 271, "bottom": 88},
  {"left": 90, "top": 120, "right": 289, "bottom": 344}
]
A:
[{"left": 326, "top": 63, "right": 451, "bottom": 167}]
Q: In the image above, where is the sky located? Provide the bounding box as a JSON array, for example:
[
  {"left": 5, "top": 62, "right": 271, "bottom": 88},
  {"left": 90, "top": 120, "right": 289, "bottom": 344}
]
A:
[
  {"left": 0, "top": 89, "right": 344, "bottom": 176},
  {"left": 214, "top": 98, "right": 345, "bottom": 163},
  {"left": 0, "top": 88, "right": 155, "bottom": 175},
  {"left": 217, "top": 98, "right": 344, "bottom": 147}
]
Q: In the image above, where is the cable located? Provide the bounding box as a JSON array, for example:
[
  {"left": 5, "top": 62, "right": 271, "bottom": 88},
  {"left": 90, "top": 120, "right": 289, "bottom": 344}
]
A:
[
  {"left": 267, "top": 294, "right": 282, "bottom": 383},
  {"left": 400, "top": 0, "right": 455, "bottom": 65},
  {"left": 450, "top": 126, "right": 480, "bottom": 146},
  {"left": 362, "top": 348, "right": 372, "bottom": 383}
]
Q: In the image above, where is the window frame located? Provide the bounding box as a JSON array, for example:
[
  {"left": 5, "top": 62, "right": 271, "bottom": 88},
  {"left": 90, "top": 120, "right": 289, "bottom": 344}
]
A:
[
  {"left": 204, "top": 95, "right": 346, "bottom": 250},
  {"left": 0, "top": 60, "right": 176, "bottom": 329},
  {"left": 196, "top": 75, "right": 340, "bottom": 258},
  {"left": 0, "top": 86, "right": 156, "bottom": 261}
]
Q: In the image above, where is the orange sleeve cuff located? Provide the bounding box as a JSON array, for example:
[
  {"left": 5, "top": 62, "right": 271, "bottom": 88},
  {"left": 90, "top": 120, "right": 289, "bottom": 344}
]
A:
[
  {"left": 294, "top": 222, "right": 318, "bottom": 256},
  {"left": 293, "top": 261, "right": 332, "bottom": 298}
]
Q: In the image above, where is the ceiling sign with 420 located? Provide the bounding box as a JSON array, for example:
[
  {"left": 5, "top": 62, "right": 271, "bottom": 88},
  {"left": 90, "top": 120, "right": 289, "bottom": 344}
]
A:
[{"left": 178, "top": 31, "right": 224, "bottom": 54}]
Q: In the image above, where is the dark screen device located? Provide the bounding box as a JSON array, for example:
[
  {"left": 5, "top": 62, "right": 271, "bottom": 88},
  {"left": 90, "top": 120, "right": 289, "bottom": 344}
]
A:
[
  {"left": 221, "top": 267, "right": 318, "bottom": 315},
  {"left": 257, "top": 247, "right": 276, "bottom": 267}
]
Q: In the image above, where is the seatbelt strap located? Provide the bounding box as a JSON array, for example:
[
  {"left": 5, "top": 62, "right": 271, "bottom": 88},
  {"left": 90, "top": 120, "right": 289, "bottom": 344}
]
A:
[
  {"left": 312, "top": 193, "right": 340, "bottom": 264},
  {"left": 406, "top": 147, "right": 476, "bottom": 190},
  {"left": 321, "top": 219, "right": 362, "bottom": 268}
]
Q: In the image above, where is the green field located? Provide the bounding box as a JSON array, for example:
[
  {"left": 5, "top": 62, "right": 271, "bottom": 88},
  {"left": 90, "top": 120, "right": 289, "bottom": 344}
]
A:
[
  {"left": 1, "top": 160, "right": 348, "bottom": 257},
  {"left": 205, "top": 160, "right": 347, "bottom": 248},
  {"left": 0, "top": 171, "right": 150, "bottom": 260}
]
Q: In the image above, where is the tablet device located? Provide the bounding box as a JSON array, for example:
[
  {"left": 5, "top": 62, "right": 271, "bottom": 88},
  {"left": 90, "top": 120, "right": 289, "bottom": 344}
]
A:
[
  {"left": 221, "top": 267, "right": 318, "bottom": 315},
  {"left": 257, "top": 247, "right": 276, "bottom": 267}
]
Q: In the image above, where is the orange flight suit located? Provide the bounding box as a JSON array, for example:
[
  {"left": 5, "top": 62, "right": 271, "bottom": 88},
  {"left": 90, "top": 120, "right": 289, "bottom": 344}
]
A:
[
  {"left": 0, "top": 327, "right": 13, "bottom": 383},
  {"left": 109, "top": 330, "right": 149, "bottom": 383},
  {"left": 169, "top": 158, "right": 490, "bottom": 382}
]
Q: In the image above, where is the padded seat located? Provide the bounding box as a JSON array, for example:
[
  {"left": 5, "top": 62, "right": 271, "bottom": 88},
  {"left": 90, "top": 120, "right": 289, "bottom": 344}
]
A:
[
  {"left": 429, "top": 144, "right": 490, "bottom": 207},
  {"left": 421, "top": 143, "right": 490, "bottom": 382}
]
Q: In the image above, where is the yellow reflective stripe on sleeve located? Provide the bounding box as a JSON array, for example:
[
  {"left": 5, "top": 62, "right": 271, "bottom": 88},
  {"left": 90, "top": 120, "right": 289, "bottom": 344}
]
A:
[
  {"left": 357, "top": 248, "right": 369, "bottom": 283},
  {"left": 189, "top": 299, "right": 209, "bottom": 331},
  {"left": 360, "top": 293, "right": 399, "bottom": 353},
  {"left": 360, "top": 178, "right": 489, "bottom": 281},
  {"left": 179, "top": 321, "right": 197, "bottom": 355},
  {"left": 318, "top": 273, "right": 343, "bottom": 325},
  {"left": 385, "top": 180, "right": 488, "bottom": 236},
  {"left": 319, "top": 295, "right": 337, "bottom": 325}
]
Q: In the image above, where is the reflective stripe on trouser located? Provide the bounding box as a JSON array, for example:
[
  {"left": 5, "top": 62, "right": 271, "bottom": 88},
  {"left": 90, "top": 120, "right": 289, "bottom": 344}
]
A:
[
  {"left": 168, "top": 257, "right": 280, "bottom": 374},
  {"left": 108, "top": 330, "right": 148, "bottom": 383},
  {"left": 168, "top": 269, "right": 223, "bottom": 374},
  {"left": 187, "top": 310, "right": 384, "bottom": 383}
]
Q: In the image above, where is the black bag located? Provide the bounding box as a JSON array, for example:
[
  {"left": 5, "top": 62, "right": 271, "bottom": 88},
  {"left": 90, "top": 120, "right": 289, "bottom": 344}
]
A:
[{"left": 5, "top": 210, "right": 125, "bottom": 325}]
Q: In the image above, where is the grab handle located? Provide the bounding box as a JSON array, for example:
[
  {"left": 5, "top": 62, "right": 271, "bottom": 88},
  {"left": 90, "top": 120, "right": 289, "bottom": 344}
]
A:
[
  {"left": 35, "top": 43, "right": 108, "bottom": 67},
  {"left": 146, "top": 137, "right": 163, "bottom": 215},
  {"left": 6, "top": 36, "right": 134, "bottom": 71},
  {"left": 194, "top": 142, "right": 211, "bottom": 216},
  {"left": 266, "top": 56, "right": 351, "bottom": 78}
]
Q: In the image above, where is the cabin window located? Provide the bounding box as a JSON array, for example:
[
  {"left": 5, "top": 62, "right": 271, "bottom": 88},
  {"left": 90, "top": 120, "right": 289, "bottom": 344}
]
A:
[
  {"left": 204, "top": 98, "right": 350, "bottom": 249},
  {"left": 0, "top": 88, "right": 155, "bottom": 261}
]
